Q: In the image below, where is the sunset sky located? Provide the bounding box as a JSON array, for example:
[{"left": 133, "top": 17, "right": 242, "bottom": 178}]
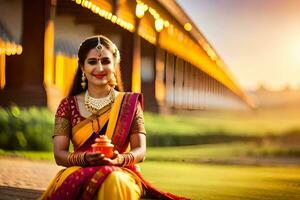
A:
[{"left": 176, "top": 0, "right": 300, "bottom": 91}]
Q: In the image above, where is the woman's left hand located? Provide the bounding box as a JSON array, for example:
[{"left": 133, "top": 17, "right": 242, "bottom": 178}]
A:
[{"left": 106, "top": 150, "right": 124, "bottom": 166}]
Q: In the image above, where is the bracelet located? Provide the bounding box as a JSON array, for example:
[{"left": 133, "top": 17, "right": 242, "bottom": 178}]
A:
[
  {"left": 67, "top": 152, "right": 87, "bottom": 167},
  {"left": 120, "top": 152, "right": 135, "bottom": 167}
]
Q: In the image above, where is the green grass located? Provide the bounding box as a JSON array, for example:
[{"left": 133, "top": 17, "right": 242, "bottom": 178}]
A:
[
  {"left": 140, "top": 161, "right": 300, "bottom": 200},
  {"left": 144, "top": 107, "right": 300, "bottom": 136},
  {"left": 145, "top": 143, "right": 300, "bottom": 163}
]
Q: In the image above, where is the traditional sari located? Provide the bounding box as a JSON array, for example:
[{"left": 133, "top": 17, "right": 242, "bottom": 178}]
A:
[{"left": 40, "top": 92, "right": 189, "bottom": 200}]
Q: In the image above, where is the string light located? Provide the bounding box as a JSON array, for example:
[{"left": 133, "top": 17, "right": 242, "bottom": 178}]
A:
[
  {"left": 72, "top": 0, "right": 135, "bottom": 32},
  {"left": 184, "top": 23, "right": 192, "bottom": 31},
  {"left": 135, "top": 3, "right": 145, "bottom": 18},
  {"left": 164, "top": 20, "right": 169, "bottom": 28},
  {"left": 0, "top": 41, "right": 23, "bottom": 56},
  {"left": 16, "top": 45, "right": 23, "bottom": 55},
  {"left": 111, "top": 15, "right": 117, "bottom": 23},
  {"left": 155, "top": 18, "right": 164, "bottom": 32},
  {"left": 72, "top": 0, "right": 202, "bottom": 55},
  {"left": 87, "top": 1, "right": 92, "bottom": 9}
]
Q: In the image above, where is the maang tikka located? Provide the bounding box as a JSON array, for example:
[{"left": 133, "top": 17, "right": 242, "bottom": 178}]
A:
[{"left": 95, "top": 37, "right": 103, "bottom": 55}]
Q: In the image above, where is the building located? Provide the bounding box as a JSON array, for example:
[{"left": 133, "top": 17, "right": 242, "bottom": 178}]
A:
[{"left": 0, "top": 0, "right": 254, "bottom": 112}]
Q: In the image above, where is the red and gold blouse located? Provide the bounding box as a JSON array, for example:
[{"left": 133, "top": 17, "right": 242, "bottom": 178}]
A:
[{"left": 53, "top": 96, "right": 146, "bottom": 138}]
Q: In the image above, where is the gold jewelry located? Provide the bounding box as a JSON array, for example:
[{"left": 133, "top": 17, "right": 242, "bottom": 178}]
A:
[
  {"left": 120, "top": 152, "right": 135, "bottom": 167},
  {"left": 107, "top": 72, "right": 117, "bottom": 88},
  {"left": 67, "top": 152, "right": 87, "bottom": 167},
  {"left": 96, "top": 37, "right": 103, "bottom": 53},
  {"left": 81, "top": 72, "right": 87, "bottom": 89},
  {"left": 85, "top": 89, "right": 115, "bottom": 114}
]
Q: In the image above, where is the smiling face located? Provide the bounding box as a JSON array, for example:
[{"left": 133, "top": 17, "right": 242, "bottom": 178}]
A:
[{"left": 82, "top": 46, "right": 115, "bottom": 88}]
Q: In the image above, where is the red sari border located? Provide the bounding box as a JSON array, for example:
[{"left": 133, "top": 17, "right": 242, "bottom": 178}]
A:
[{"left": 112, "top": 92, "right": 143, "bottom": 153}]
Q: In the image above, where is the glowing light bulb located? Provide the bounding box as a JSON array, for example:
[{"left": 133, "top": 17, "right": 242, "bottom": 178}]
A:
[
  {"left": 155, "top": 18, "right": 164, "bottom": 32},
  {"left": 184, "top": 23, "right": 192, "bottom": 31},
  {"left": 136, "top": 3, "right": 145, "bottom": 18}
]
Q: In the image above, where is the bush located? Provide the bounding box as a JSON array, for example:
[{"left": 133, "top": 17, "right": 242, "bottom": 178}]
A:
[{"left": 0, "top": 106, "right": 54, "bottom": 151}]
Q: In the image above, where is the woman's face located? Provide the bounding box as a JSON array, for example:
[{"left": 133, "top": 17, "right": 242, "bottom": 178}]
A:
[{"left": 82, "top": 46, "right": 115, "bottom": 88}]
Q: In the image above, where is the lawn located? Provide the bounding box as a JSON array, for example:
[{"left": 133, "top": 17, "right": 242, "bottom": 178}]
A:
[
  {"left": 146, "top": 143, "right": 300, "bottom": 163},
  {"left": 140, "top": 161, "right": 300, "bottom": 200},
  {"left": 144, "top": 107, "right": 300, "bottom": 136}
]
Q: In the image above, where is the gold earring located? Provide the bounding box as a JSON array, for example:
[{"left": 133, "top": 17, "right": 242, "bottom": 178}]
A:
[
  {"left": 108, "top": 72, "right": 117, "bottom": 88},
  {"left": 81, "top": 72, "right": 86, "bottom": 89}
]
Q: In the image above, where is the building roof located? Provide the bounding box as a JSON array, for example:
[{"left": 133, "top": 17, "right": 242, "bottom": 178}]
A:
[
  {"left": 69, "top": 0, "right": 254, "bottom": 107},
  {"left": 152, "top": 0, "right": 254, "bottom": 107}
]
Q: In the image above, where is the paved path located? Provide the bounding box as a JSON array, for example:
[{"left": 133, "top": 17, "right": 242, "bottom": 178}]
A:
[{"left": 0, "top": 158, "right": 62, "bottom": 200}]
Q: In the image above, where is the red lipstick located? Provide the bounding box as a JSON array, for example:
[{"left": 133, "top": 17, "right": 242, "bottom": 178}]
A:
[{"left": 94, "top": 73, "right": 106, "bottom": 79}]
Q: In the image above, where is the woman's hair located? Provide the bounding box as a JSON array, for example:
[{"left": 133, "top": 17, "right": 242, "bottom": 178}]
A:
[{"left": 69, "top": 35, "right": 123, "bottom": 96}]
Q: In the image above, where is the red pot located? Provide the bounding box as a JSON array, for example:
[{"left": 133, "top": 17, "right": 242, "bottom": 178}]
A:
[{"left": 91, "top": 135, "right": 114, "bottom": 158}]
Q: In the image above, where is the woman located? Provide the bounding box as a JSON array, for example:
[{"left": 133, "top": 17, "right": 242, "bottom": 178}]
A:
[{"left": 40, "top": 35, "right": 189, "bottom": 200}]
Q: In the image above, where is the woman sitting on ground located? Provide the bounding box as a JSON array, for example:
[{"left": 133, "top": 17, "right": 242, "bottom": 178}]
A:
[{"left": 40, "top": 35, "right": 189, "bottom": 200}]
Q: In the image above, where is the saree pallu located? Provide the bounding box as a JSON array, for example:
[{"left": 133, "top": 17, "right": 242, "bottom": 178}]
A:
[{"left": 40, "top": 92, "right": 189, "bottom": 200}]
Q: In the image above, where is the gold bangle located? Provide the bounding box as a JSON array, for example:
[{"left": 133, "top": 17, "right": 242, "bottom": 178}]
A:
[
  {"left": 121, "top": 152, "right": 135, "bottom": 167},
  {"left": 67, "top": 152, "right": 87, "bottom": 167}
]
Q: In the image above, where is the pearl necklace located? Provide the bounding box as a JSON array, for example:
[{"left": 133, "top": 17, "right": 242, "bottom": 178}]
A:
[{"left": 85, "top": 89, "right": 115, "bottom": 114}]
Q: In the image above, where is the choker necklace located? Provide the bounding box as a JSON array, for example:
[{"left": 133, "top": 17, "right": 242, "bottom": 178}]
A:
[{"left": 85, "top": 89, "right": 115, "bottom": 114}]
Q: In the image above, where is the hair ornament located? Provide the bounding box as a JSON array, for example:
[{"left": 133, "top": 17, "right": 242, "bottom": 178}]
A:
[{"left": 96, "top": 37, "right": 103, "bottom": 53}]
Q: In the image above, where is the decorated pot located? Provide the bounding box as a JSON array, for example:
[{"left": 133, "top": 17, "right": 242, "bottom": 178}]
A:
[{"left": 91, "top": 135, "right": 114, "bottom": 158}]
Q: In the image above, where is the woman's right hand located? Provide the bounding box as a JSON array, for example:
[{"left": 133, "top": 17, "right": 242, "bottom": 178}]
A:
[{"left": 84, "top": 152, "right": 110, "bottom": 166}]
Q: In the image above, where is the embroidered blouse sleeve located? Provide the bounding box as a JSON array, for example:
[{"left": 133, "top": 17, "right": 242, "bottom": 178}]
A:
[
  {"left": 130, "top": 102, "right": 146, "bottom": 135},
  {"left": 53, "top": 97, "right": 72, "bottom": 138}
]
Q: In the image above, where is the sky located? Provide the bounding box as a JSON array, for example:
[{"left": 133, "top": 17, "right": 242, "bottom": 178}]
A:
[{"left": 176, "top": 0, "right": 300, "bottom": 91}]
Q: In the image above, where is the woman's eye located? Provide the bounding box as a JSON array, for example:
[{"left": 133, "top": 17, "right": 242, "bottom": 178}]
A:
[
  {"left": 88, "top": 60, "right": 98, "bottom": 65},
  {"left": 101, "top": 60, "right": 111, "bottom": 65}
]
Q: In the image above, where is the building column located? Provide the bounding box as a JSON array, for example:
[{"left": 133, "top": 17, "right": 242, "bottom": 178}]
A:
[
  {"left": 155, "top": 44, "right": 168, "bottom": 113},
  {"left": 44, "top": 0, "right": 56, "bottom": 109},
  {"left": 0, "top": 53, "right": 5, "bottom": 89},
  {"left": 131, "top": 23, "right": 141, "bottom": 93},
  {"left": 120, "top": 31, "right": 133, "bottom": 92},
  {"left": 0, "top": 0, "right": 56, "bottom": 107},
  {"left": 120, "top": 20, "right": 141, "bottom": 93}
]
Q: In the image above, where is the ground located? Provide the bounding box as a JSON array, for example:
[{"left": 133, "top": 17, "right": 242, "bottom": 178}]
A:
[{"left": 0, "top": 158, "right": 61, "bottom": 200}]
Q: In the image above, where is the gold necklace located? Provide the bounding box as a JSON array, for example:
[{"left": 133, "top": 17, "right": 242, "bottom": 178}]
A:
[{"left": 84, "top": 89, "right": 115, "bottom": 114}]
